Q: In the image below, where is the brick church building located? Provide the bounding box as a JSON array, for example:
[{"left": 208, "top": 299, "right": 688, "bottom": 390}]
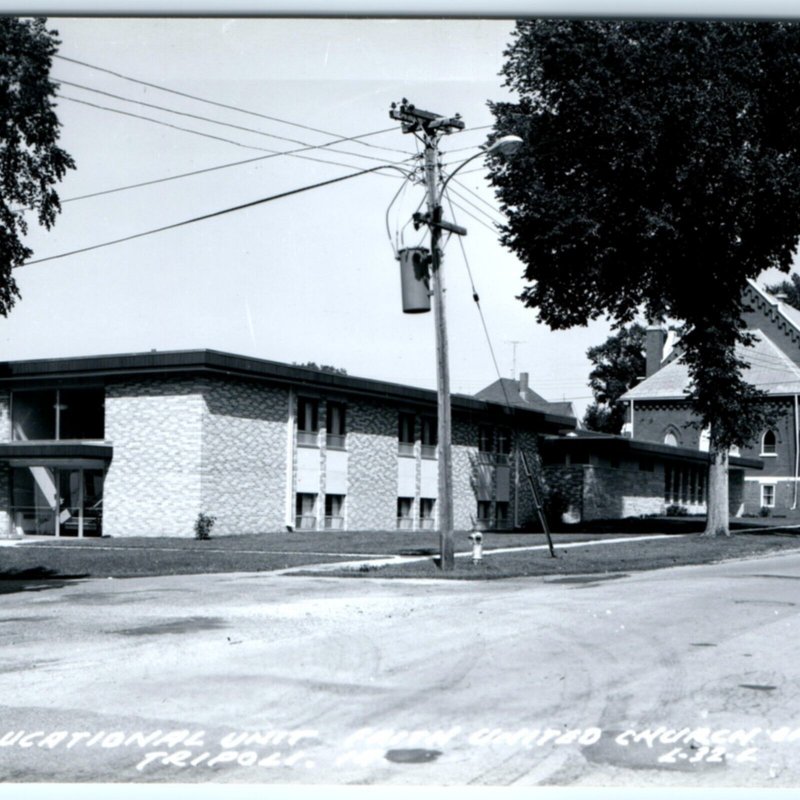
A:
[{"left": 621, "top": 279, "right": 800, "bottom": 519}]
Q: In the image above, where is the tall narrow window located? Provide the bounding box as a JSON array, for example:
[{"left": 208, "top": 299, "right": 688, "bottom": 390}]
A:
[
  {"left": 477, "top": 500, "right": 491, "bottom": 527},
  {"left": 478, "top": 426, "right": 493, "bottom": 454},
  {"left": 326, "top": 403, "right": 346, "bottom": 449},
  {"left": 419, "top": 498, "right": 435, "bottom": 529},
  {"left": 297, "top": 398, "right": 319, "bottom": 446},
  {"left": 762, "top": 429, "right": 777, "bottom": 456},
  {"left": 496, "top": 428, "right": 512, "bottom": 464},
  {"left": 324, "top": 494, "right": 345, "bottom": 530},
  {"left": 421, "top": 416, "right": 437, "bottom": 459},
  {"left": 398, "top": 413, "right": 415, "bottom": 457},
  {"left": 495, "top": 502, "right": 510, "bottom": 529},
  {"left": 397, "top": 497, "right": 413, "bottom": 530},
  {"left": 295, "top": 493, "right": 317, "bottom": 529},
  {"left": 762, "top": 484, "right": 776, "bottom": 508}
]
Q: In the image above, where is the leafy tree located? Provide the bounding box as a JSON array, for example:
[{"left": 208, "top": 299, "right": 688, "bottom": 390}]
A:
[
  {"left": 583, "top": 324, "right": 646, "bottom": 434},
  {"left": 0, "top": 17, "right": 74, "bottom": 311},
  {"left": 294, "top": 362, "right": 348, "bottom": 376},
  {"left": 767, "top": 273, "right": 800, "bottom": 310},
  {"left": 489, "top": 20, "right": 800, "bottom": 536}
]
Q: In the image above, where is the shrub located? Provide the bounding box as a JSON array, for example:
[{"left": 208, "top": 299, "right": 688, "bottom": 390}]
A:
[
  {"left": 194, "top": 512, "right": 217, "bottom": 540},
  {"left": 759, "top": 506, "right": 772, "bottom": 518},
  {"left": 665, "top": 504, "right": 689, "bottom": 517}
]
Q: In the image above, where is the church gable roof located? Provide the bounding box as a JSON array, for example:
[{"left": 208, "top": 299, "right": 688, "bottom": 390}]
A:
[{"left": 621, "top": 329, "right": 800, "bottom": 401}]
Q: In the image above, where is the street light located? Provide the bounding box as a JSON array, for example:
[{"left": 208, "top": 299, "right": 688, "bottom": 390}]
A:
[
  {"left": 432, "top": 133, "right": 523, "bottom": 570},
  {"left": 389, "top": 101, "right": 524, "bottom": 571}
]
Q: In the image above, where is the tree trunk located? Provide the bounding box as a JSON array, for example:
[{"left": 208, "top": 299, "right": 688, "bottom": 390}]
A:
[{"left": 703, "top": 444, "right": 730, "bottom": 537}]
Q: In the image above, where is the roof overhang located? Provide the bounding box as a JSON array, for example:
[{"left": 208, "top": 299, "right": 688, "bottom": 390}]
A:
[
  {"left": 542, "top": 434, "right": 763, "bottom": 470},
  {"left": 0, "top": 350, "right": 577, "bottom": 433}
]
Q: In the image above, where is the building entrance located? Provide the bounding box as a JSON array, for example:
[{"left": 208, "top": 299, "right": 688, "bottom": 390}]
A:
[{"left": 11, "top": 465, "right": 104, "bottom": 537}]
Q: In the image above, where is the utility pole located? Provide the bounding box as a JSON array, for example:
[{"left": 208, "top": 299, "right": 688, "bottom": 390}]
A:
[{"left": 390, "top": 100, "right": 464, "bottom": 570}]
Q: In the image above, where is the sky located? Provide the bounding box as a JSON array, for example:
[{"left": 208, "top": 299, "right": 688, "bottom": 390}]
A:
[
  {"left": 9, "top": 15, "right": 799, "bottom": 419},
  {"left": 2, "top": 17, "right": 617, "bottom": 417}
]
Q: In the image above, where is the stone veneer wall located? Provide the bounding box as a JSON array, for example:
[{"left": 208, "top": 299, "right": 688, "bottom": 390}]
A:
[
  {"left": 514, "top": 429, "right": 542, "bottom": 528},
  {"left": 545, "top": 463, "right": 664, "bottom": 521},
  {"left": 0, "top": 392, "right": 10, "bottom": 537},
  {"left": 346, "top": 400, "right": 397, "bottom": 531},
  {"left": 201, "top": 378, "right": 289, "bottom": 534},
  {"left": 103, "top": 379, "right": 204, "bottom": 537},
  {"left": 451, "top": 417, "right": 479, "bottom": 531}
]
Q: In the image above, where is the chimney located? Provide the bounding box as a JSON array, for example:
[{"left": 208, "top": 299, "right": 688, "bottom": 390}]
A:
[
  {"left": 645, "top": 326, "right": 667, "bottom": 377},
  {"left": 519, "top": 372, "right": 530, "bottom": 402}
]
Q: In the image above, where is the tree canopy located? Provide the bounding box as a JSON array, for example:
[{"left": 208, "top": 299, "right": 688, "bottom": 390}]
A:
[
  {"left": 489, "top": 20, "right": 800, "bottom": 452},
  {"left": 0, "top": 17, "right": 74, "bottom": 312},
  {"left": 583, "top": 324, "right": 645, "bottom": 434}
]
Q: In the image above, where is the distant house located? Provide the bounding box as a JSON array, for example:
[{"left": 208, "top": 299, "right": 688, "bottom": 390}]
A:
[
  {"left": 0, "top": 350, "right": 575, "bottom": 538},
  {"left": 620, "top": 280, "right": 800, "bottom": 518}
]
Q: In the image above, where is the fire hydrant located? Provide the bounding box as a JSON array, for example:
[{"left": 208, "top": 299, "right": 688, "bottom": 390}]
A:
[{"left": 469, "top": 531, "right": 483, "bottom": 564}]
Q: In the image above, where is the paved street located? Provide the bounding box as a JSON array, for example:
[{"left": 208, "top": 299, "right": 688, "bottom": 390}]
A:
[{"left": 1, "top": 551, "right": 800, "bottom": 787}]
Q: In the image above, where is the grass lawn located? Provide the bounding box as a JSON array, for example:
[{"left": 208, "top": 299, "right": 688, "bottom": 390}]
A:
[
  {"left": 0, "top": 520, "right": 798, "bottom": 585},
  {"left": 300, "top": 532, "right": 800, "bottom": 580}
]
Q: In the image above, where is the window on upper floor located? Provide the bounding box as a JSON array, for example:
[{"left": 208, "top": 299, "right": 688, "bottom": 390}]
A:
[
  {"left": 663, "top": 431, "right": 678, "bottom": 447},
  {"left": 421, "top": 416, "right": 437, "bottom": 459},
  {"left": 297, "top": 398, "right": 319, "bottom": 446},
  {"left": 12, "top": 388, "right": 105, "bottom": 442},
  {"left": 761, "top": 429, "right": 777, "bottom": 456},
  {"left": 326, "top": 402, "right": 346, "bottom": 449},
  {"left": 478, "top": 425, "right": 493, "bottom": 454},
  {"left": 398, "top": 412, "right": 415, "bottom": 456}
]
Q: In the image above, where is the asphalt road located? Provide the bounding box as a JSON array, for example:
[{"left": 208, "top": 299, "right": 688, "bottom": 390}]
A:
[{"left": 1, "top": 550, "right": 800, "bottom": 788}]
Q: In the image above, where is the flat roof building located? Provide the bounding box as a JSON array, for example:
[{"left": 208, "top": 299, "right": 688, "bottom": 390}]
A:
[{"left": 0, "top": 350, "right": 575, "bottom": 538}]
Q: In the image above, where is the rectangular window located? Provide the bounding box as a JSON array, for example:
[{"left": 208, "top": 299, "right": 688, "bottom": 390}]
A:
[
  {"left": 326, "top": 402, "right": 346, "bottom": 449},
  {"left": 295, "top": 493, "right": 317, "bottom": 529},
  {"left": 421, "top": 416, "right": 437, "bottom": 459},
  {"left": 495, "top": 502, "right": 510, "bottom": 529},
  {"left": 496, "top": 428, "right": 512, "bottom": 462},
  {"left": 665, "top": 466, "right": 672, "bottom": 503},
  {"left": 477, "top": 500, "right": 491, "bottom": 526},
  {"left": 762, "top": 484, "right": 776, "bottom": 508},
  {"left": 419, "top": 498, "right": 435, "bottom": 530},
  {"left": 478, "top": 426, "right": 493, "bottom": 454},
  {"left": 324, "top": 494, "right": 345, "bottom": 530},
  {"left": 297, "top": 398, "right": 319, "bottom": 447},
  {"left": 12, "top": 388, "right": 105, "bottom": 442},
  {"left": 398, "top": 413, "right": 415, "bottom": 457},
  {"left": 397, "top": 497, "right": 414, "bottom": 530}
]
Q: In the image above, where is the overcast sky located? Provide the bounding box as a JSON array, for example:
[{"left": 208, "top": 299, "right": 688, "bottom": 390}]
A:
[{"left": 10, "top": 16, "right": 792, "bottom": 417}]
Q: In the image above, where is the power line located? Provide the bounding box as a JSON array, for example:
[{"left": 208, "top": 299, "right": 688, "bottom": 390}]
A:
[
  {"left": 22, "top": 164, "right": 407, "bottom": 267},
  {"left": 58, "top": 94, "right": 413, "bottom": 177},
  {"left": 61, "top": 133, "right": 418, "bottom": 205},
  {"left": 54, "top": 53, "right": 412, "bottom": 157},
  {"left": 56, "top": 77, "right": 403, "bottom": 166},
  {"left": 450, "top": 177, "right": 504, "bottom": 218},
  {"left": 445, "top": 184, "right": 503, "bottom": 226},
  {"left": 445, "top": 196, "right": 499, "bottom": 236}
]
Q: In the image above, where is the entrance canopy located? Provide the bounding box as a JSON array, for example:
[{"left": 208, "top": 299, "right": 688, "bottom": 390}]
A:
[{"left": 0, "top": 442, "right": 112, "bottom": 465}]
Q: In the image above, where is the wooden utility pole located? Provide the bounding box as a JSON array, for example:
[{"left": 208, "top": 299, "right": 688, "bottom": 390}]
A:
[{"left": 390, "top": 100, "right": 464, "bottom": 570}]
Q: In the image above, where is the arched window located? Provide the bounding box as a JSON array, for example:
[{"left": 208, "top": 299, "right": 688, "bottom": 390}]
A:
[
  {"left": 762, "top": 429, "right": 778, "bottom": 456},
  {"left": 699, "top": 428, "right": 711, "bottom": 453},
  {"left": 664, "top": 432, "right": 678, "bottom": 447}
]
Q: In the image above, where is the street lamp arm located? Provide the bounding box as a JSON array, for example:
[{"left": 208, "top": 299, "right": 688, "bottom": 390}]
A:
[{"left": 440, "top": 134, "right": 523, "bottom": 195}]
